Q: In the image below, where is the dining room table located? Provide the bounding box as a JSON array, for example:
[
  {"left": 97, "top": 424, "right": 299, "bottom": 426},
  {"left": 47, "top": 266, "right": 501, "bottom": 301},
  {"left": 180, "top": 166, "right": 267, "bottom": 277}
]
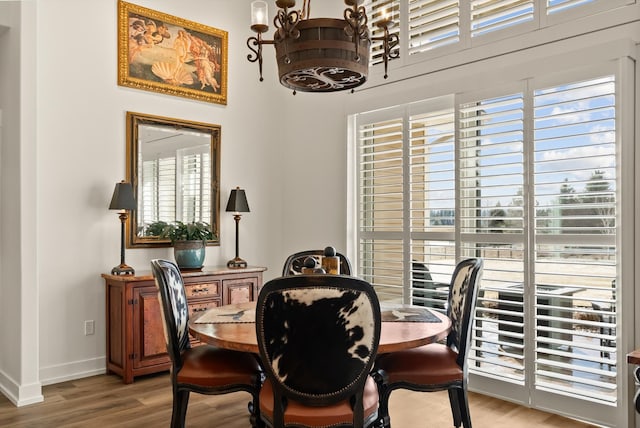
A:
[{"left": 188, "top": 301, "right": 451, "bottom": 355}]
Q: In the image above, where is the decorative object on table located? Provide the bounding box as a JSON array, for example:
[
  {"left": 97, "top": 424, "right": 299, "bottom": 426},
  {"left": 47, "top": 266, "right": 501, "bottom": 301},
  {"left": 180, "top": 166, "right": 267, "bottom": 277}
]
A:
[
  {"left": 159, "top": 221, "right": 214, "bottom": 270},
  {"left": 109, "top": 180, "right": 136, "bottom": 275},
  {"left": 321, "top": 246, "right": 340, "bottom": 275},
  {"left": 246, "top": 0, "right": 399, "bottom": 94},
  {"left": 373, "top": 258, "right": 484, "bottom": 428},
  {"left": 282, "top": 249, "right": 352, "bottom": 276},
  {"left": 194, "top": 303, "right": 257, "bottom": 324},
  {"left": 117, "top": 1, "right": 228, "bottom": 105},
  {"left": 379, "top": 306, "right": 441, "bottom": 323},
  {"left": 150, "top": 259, "right": 262, "bottom": 427},
  {"left": 125, "top": 111, "right": 221, "bottom": 248},
  {"left": 300, "top": 256, "right": 325, "bottom": 274},
  {"left": 255, "top": 274, "right": 381, "bottom": 427},
  {"left": 225, "top": 187, "right": 250, "bottom": 269}
]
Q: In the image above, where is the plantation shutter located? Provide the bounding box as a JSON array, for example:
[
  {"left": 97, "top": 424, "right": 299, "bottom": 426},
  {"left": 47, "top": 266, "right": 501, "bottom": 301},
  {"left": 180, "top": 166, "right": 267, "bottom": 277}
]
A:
[
  {"left": 408, "top": 107, "right": 456, "bottom": 311},
  {"left": 357, "top": 114, "right": 405, "bottom": 301},
  {"left": 140, "top": 156, "right": 176, "bottom": 230},
  {"left": 470, "top": 0, "right": 534, "bottom": 37},
  {"left": 532, "top": 75, "right": 617, "bottom": 403},
  {"left": 546, "top": 0, "right": 595, "bottom": 14},
  {"left": 458, "top": 91, "right": 527, "bottom": 384},
  {"left": 178, "top": 148, "right": 210, "bottom": 223},
  {"left": 408, "top": 0, "right": 459, "bottom": 55}
]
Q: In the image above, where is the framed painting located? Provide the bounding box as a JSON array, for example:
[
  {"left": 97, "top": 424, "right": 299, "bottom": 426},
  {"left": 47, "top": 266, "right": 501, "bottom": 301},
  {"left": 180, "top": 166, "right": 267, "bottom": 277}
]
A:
[{"left": 117, "top": 1, "right": 228, "bottom": 105}]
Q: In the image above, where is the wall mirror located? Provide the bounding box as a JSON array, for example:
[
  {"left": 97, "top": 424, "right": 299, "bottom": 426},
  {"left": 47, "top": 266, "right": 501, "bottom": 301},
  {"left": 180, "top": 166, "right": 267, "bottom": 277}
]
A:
[{"left": 126, "top": 111, "right": 220, "bottom": 248}]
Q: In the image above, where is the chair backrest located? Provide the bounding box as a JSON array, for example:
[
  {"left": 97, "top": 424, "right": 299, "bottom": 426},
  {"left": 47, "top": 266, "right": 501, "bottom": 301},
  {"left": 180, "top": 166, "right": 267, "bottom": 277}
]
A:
[
  {"left": 281, "top": 249, "right": 353, "bottom": 276},
  {"left": 256, "top": 274, "right": 381, "bottom": 424},
  {"left": 445, "top": 258, "right": 483, "bottom": 368},
  {"left": 150, "top": 259, "right": 190, "bottom": 369},
  {"left": 412, "top": 261, "right": 434, "bottom": 283}
]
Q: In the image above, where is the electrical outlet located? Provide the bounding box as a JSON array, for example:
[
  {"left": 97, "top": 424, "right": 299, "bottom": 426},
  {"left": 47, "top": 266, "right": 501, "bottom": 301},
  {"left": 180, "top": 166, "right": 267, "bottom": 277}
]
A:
[{"left": 84, "top": 320, "right": 95, "bottom": 336}]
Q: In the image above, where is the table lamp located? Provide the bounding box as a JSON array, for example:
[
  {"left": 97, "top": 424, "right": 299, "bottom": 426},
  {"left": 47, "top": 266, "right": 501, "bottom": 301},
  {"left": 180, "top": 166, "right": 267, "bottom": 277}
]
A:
[
  {"left": 109, "top": 180, "right": 136, "bottom": 275},
  {"left": 226, "top": 187, "right": 250, "bottom": 268}
]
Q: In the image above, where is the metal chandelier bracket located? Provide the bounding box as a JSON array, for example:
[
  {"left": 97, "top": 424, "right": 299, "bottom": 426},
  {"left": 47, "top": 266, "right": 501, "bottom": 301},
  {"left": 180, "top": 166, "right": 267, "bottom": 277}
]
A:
[{"left": 247, "top": 0, "right": 398, "bottom": 94}]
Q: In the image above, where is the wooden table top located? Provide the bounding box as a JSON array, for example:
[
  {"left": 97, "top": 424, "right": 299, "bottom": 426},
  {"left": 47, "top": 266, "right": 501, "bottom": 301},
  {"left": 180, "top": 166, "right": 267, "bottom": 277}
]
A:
[{"left": 189, "top": 301, "right": 451, "bottom": 354}]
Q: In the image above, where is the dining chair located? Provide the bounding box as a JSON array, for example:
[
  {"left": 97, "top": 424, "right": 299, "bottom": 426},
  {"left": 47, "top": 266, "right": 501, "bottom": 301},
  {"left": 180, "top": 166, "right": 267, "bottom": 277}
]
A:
[
  {"left": 411, "top": 260, "right": 450, "bottom": 312},
  {"left": 150, "top": 259, "right": 263, "bottom": 428},
  {"left": 374, "top": 258, "right": 484, "bottom": 428},
  {"left": 255, "top": 274, "right": 381, "bottom": 428},
  {"left": 281, "top": 249, "right": 353, "bottom": 276}
]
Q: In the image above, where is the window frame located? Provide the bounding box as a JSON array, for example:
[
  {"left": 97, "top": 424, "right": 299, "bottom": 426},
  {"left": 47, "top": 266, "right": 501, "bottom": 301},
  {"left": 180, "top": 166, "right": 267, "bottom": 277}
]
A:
[{"left": 349, "top": 57, "right": 634, "bottom": 427}]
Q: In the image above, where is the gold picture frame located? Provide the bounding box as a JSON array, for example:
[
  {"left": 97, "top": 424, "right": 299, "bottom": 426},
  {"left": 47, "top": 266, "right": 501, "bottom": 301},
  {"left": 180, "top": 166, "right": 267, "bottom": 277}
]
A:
[{"left": 118, "top": 1, "right": 228, "bottom": 105}]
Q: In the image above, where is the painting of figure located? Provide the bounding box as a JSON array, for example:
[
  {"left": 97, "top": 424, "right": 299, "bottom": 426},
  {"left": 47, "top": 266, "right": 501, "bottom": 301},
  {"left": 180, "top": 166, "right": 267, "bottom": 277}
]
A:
[{"left": 118, "top": 1, "right": 228, "bottom": 105}]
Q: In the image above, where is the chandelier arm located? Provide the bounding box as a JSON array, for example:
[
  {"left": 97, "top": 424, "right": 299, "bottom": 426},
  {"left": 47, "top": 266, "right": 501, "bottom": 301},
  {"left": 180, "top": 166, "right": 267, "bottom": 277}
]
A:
[
  {"left": 246, "top": 36, "right": 264, "bottom": 82},
  {"left": 274, "top": 8, "right": 301, "bottom": 41},
  {"left": 344, "top": 5, "right": 369, "bottom": 61},
  {"left": 387, "top": 32, "right": 400, "bottom": 60},
  {"left": 247, "top": 32, "right": 275, "bottom": 82},
  {"left": 372, "top": 25, "right": 399, "bottom": 79}
]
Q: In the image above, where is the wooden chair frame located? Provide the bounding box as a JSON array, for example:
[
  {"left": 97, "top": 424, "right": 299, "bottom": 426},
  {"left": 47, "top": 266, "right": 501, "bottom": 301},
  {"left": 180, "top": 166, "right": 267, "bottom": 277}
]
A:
[
  {"left": 151, "top": 259, "right": 263, "bottom": 428},
  {"left": 256, "top": 274, "right": 381, "bottom": 427}
]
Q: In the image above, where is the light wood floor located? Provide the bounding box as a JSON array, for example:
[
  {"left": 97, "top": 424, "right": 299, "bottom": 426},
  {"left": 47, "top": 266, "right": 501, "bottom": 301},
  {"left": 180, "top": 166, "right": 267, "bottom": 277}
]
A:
[{"left": 0, "top": 372, "right": 597, "bottom": 427}]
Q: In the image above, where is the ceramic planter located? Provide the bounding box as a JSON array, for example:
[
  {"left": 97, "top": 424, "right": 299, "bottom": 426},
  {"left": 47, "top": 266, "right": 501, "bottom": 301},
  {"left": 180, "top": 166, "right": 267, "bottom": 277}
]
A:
[{"left": 173, "top": 240, "right": 206, "bottom": 270}]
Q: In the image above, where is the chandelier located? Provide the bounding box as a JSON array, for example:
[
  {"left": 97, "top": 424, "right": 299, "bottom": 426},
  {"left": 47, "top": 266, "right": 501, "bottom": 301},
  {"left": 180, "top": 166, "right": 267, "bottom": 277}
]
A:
[{"left": 247, "top": 0, "right": 399, "bottom": 94}]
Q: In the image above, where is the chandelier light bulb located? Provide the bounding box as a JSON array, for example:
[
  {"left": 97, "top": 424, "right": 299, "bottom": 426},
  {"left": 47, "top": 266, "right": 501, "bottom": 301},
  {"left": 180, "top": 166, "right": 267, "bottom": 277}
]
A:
[{"left": 251, "top": 1, "right": 269, "bottom": 30}]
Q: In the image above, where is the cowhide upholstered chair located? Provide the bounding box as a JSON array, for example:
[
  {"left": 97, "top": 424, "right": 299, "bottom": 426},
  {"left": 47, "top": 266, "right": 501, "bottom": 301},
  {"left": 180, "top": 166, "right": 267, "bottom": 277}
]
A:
[
  {"left": 374, "top": 258, "right": 483, "bottom": 428},
  {"left": 150, "top": 259, "right": 262, "bottom": 428},
  {"left": 256, "top": 274, "right": 381, "bottom": 428},
  {"left": 281, "top": 249, "right": 353, "bottom": 276}
]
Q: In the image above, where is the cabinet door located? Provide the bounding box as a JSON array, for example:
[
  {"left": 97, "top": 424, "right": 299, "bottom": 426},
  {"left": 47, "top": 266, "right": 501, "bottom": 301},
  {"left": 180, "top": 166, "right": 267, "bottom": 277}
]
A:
[
  {"left": 223, "top": 276, "right": 258, "bottom": 305},
  {"left": 132, "top": 285, "right": 169, "bottom": 369}
]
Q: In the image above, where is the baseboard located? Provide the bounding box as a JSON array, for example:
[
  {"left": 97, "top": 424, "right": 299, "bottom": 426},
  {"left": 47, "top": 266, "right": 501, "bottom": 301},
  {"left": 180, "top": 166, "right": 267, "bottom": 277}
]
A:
[
  {"left": 39, "top": 356, "right": 106, "bottom": 386},
  {"left": 0, "top": 369, "right": 43, "bottom": 407}
]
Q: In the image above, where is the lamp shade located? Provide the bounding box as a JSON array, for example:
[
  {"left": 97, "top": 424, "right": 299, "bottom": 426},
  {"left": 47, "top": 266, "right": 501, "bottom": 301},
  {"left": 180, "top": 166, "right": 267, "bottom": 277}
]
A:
[
  {"left": 251, "top": 1, "right": 268, "bottom": 27},
  {"left": 225, "top": 187, "right": 250, "bottom": 213},
  {"left": 109, "top": 181, "right": 136, "bottom": 211}
]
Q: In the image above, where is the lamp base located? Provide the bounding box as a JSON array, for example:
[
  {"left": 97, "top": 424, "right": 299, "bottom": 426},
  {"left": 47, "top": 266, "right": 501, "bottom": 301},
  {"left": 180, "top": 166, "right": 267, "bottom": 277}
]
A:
[
  {"left": 227, "top": 257, "right": 248, "bottom": 269},
  {"left": 112, "top": 263, "right": 135, "bottom": 275}
]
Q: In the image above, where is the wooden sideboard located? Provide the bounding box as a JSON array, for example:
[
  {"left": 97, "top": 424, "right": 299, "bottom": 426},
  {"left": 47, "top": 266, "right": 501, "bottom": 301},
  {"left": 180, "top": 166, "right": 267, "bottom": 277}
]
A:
[{"left": 102, "top": 266, "right": 266, "bottom": 383}]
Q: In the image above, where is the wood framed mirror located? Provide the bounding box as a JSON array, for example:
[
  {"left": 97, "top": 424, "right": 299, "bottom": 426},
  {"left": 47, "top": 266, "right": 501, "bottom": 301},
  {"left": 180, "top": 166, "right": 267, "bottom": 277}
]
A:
[{"left": 126, "top": 111, "right": 220, "bottom": 248}]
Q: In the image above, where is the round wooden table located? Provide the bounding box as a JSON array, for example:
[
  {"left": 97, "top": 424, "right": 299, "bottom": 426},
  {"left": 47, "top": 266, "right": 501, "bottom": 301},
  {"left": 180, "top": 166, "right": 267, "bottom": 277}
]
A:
[{"left": 189, "top": 301, "right": 451, "bottom": 354}]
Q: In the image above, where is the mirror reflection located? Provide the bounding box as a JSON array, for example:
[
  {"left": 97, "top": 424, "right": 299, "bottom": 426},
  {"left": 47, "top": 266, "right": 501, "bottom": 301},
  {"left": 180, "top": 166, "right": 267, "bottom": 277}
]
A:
[{"left": 126, "top": 111, "right": 220, "bottom": 247}]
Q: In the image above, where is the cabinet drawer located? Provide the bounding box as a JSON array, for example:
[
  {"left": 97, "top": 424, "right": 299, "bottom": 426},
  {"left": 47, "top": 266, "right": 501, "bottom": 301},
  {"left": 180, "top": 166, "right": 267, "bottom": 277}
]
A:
[
  {"left": 189, "top": 299, "right": 220, "bottom": 318},
  {"left": 223, "top": 277, "right": 258, "bottom": 305},
  {"left": 185, "top": 280, "right": 221, "bottom": 299}
]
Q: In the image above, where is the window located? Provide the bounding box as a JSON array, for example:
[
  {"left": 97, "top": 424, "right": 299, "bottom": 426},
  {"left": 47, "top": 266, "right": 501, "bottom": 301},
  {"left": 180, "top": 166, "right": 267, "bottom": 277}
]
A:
[
  {"left": 140, "top": 147, "right": 210, "bottom": 226},
  {"left": 353, "top": 71, "right": 621, "bottom": 423},
  {"left": 470, "top": 0, "right": 534, "bottom": 37},
  {"left": 407, "top": 0, "right": 460, "bottom": 54},
  {"left": 362, "top": 0, "right": 631, "bottom": 67}
]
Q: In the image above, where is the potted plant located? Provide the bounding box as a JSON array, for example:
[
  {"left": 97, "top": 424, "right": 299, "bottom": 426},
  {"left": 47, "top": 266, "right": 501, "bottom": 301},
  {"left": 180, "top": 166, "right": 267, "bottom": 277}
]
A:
[{"left": 159, "top": 221, "right": 214, "bottom": 270}]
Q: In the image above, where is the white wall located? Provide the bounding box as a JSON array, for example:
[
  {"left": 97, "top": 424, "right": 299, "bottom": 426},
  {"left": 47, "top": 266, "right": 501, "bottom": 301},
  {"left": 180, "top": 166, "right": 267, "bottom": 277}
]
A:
[
  {"left": 32, "top": 0, "right": 302, "bottom": 388},
  {"left": 0, "top": 0, "right": 41, "bottom": 406}
]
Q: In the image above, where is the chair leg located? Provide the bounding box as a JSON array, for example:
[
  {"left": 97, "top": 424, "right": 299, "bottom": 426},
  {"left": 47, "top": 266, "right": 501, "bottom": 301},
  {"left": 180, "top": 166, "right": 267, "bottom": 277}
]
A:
[
  {"left": 171, "top": 389, "right": 190, "bottom": 428},
  {"left": 448, "top": 389, "right": 462, "bottom": 427},
  {"left": 249, "top": 373, "right": 264, "bottom": 428},
  {"left": 372, "top": 370, "right": 392, "bottom": 428},
  {"left": 456, "top": 387, "right": 472, "bottom": 428}
]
